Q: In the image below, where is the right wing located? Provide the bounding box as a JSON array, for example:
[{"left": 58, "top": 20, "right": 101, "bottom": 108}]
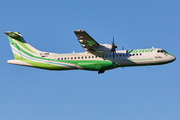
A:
[{"left": 74, "top": 30, "right": 100, "bottom": 51}]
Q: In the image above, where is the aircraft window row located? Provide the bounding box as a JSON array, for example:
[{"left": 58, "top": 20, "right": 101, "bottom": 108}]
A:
[
  {"left": 157, "top": 50, "right": 168, "bottom": 53},
  {"left": 56, "top": 53, "right": 142, "bottom": 60}
]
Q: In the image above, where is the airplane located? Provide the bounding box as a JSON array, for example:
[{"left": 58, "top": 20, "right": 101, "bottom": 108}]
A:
[{"left": 5, "top": 30, "right": 176, "bottom": 74}]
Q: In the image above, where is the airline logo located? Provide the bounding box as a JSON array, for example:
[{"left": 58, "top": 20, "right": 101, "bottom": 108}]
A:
[{"left": 127, "top": 49, "right": 155, "bottom": 53}]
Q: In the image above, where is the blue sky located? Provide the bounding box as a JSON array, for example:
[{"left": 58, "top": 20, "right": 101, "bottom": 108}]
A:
[{"left": 0, "top": 0, "right": 180, "bottom": 120}]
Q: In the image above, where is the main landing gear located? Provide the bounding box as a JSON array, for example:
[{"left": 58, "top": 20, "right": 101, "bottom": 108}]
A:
[{"left": 98, "top": 69, "right": 105, "bottom": 74}]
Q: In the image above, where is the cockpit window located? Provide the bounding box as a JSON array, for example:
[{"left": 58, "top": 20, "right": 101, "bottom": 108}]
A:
[{"left": 157, "top": 50, "right": 168, "bottom": 53}]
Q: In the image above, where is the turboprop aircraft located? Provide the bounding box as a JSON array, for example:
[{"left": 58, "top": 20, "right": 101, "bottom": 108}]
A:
[{"left": 5, "top": 30, "right": 176, "bottom": 74}]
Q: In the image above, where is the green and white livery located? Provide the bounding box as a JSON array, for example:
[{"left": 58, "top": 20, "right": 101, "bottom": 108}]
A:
[{"left": 5, "top": 30, "right": 176, "bottom": 74}]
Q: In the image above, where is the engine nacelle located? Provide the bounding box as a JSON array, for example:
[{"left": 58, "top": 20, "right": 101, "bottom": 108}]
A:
[{"left": 93, "top": 44, "right": 112, "bottom": 52}]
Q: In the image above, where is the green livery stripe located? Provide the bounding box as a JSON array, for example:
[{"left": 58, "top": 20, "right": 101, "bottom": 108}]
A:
[
  {"left": 12, "top": 47, "right": 77, "bottom": 69},
  {"left": 13, "top": 54, "right": 69, "bottom": 70},
  {"left": 10, "top": 38, "right": 113, "bottom": 65},
  {"left": 9, "top": 38, "right": 48, "bottom": 61},
  {"left": 10, "top": 38, "right": 72, "bottom": 64},
  {"left": 9, "top": 37, "right": 117, "bottom": 70},
  {"left": 8, "top": 36, "right": 36, "bottom": 54},
  {"left": 12, "top": 41, "right": 116, "bottom": 70},
  {"left": 163, "top": 52, "right": 175, "bottom": 57}
]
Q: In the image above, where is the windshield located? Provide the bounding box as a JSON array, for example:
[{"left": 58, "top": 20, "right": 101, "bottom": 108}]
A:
[{"left": 157, "top": 50, "right": 168, "bottom": 53}]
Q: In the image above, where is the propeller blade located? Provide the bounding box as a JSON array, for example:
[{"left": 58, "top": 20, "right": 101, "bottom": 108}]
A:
[{"left": 111, "top": 35, "right": 117, "bottom": 59}]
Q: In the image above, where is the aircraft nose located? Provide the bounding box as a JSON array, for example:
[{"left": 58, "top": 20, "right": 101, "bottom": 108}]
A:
[
  {"left": 170, "top": 55, "right": 176, "bottom": 62},
  {"left": 173, "top": 56, "right": 176, "bottom": 61}
]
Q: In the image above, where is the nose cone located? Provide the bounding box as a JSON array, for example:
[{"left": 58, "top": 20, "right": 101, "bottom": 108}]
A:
[
  {"left": 173, "top": 56, "right": 176, "bottom": 61},
  {"left": 169, "top": 55, "right": 176, "bottom": 62}
]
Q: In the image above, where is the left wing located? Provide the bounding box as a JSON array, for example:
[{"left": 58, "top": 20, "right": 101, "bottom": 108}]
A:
[{"left": 74, "top": 30, "right": 100, "bottom": 51}]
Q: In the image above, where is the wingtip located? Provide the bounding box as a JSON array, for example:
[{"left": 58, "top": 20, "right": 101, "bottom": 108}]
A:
[{"left": 74, "top": 30, "right": 85, "bottom": 32}]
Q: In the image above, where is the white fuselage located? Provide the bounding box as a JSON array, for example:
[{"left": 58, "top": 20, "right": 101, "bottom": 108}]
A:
[
  {"left": 5, "top": 31, "right": 176, "bottom": 74},
  {"left": 42, "top": 48, "right": 175, "bottom": 67}
]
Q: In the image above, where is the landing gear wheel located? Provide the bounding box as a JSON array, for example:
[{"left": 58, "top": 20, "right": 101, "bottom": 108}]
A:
[{"left": 98, "top": 69, "right": 105, "bottom": 74}]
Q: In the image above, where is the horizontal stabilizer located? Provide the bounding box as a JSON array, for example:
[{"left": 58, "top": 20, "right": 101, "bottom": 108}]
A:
[
  {"left": 5, "top": 31, "right": 22, "bottom": 38},
  {"left": 7, "top": 59, "right": 33, "bottom": 67}
]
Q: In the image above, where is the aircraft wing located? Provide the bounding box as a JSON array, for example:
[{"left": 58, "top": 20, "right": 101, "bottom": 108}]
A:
[{"left": 74, "top": 30, "right": 100, "bottom": 51}]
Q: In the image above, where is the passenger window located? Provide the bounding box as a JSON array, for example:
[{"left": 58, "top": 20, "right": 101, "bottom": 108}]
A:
[
  {"left": 81, "top": 57, "right": 83, "bottom": 59},
  {"left": 89, "top": 56, "right": 91, "bottom": 58},
  {"left": 102, "top": 55, "right": 104, "bottom": 58},
  {"left": 78, "top": 57, "right": 80, "bottom": 59},
  {"left": 71, "top": 57, "right": 73, "bottom": 59},
  {"left": 92, "top": 56, "right": 94, "bottom": 58},
  {"left": 140, "top": 53, "right": 142, "bottom": 55},
  {"left": 119, "top": 54, "right": 121, "bottom": 57},
  {"left": 109, "top": 55, "right": 111, "bottom": 57},
  {"left": 58, "top": 58, "right": 60, "bottom": 60},
  {"left": 64, "top": 58, "right": 66, "bottom": 60},
  {"left": 136, "top": 53, "right": 138, "bottom": 56},
  {"left": 106, "top": 55, "right": 108, "bottom": 57},
  {"left": 61, "top": 58, "right": 63, "bottom": 60},
  {"left": 126, "top": 54, "right": 128, "bottom": 56},
  {"left": 74, "top": 57, "right": 76, "bottom": 59},
  {"left": 85, "top": 56, "right": 87, "bottom": 59}
]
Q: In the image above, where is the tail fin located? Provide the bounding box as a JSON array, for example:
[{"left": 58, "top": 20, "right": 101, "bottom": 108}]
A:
[{"left": 5, "top": 31, "right": 41, "bottom": 59}]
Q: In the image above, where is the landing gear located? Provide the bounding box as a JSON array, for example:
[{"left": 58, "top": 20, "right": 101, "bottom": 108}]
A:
[{"left": 98, "top": 69, "right": 105, "bottom": 74}]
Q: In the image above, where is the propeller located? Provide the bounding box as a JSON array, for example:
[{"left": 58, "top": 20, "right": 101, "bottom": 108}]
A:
[{"left": 111, "top": 36, "right": 117, "bottom": 58}]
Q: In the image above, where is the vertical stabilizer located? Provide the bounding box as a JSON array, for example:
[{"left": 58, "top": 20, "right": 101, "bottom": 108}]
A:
[{"left": 5, "top": 31, "right": 41, "bottom": 59}]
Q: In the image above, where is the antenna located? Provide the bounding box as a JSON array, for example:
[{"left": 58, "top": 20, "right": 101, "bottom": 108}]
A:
[{"left": 122, "top": 45, "right": 124, "bottom": 50}]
